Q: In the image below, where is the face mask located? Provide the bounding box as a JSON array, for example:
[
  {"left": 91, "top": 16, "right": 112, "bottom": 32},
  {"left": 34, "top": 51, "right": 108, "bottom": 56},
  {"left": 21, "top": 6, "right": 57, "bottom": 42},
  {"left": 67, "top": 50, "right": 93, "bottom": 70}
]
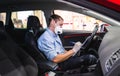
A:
[{"left": 55, "top": 25, "right": 63, "bottom": 34}]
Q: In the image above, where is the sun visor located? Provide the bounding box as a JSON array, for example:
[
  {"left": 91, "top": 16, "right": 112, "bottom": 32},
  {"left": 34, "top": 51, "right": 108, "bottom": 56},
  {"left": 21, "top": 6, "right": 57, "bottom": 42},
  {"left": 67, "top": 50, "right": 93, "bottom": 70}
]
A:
[{"left": 98, "top": 26, "right": 120, "bottom": 76}]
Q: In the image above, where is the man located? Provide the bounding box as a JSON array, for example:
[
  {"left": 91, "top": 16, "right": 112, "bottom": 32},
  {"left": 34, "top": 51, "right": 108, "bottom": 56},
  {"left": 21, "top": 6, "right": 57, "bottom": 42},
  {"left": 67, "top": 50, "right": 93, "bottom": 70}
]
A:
[{"left": 37, "top": 14, "right": 97, "bottom": 71}]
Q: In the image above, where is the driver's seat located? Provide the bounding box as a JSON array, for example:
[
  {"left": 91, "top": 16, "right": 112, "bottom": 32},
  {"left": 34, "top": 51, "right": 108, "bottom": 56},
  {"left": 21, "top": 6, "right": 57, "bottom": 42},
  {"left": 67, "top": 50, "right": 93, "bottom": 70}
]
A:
[{"left": 25, "top": 15, "right": 58, "bottom": 74}]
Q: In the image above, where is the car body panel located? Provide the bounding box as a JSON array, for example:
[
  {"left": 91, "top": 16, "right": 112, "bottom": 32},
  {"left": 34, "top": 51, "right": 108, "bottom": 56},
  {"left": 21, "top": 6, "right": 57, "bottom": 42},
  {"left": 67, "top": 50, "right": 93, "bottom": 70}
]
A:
[{"left": 0, "top": 0, "right": 120, "bottom": 76}]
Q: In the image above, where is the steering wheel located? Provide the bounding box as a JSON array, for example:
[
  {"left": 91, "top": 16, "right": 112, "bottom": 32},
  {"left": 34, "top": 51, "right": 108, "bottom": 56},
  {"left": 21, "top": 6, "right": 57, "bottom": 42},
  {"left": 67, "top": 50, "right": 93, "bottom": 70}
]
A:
[{"left": 76, "top": 25, "right": 99, "bottom": 56}]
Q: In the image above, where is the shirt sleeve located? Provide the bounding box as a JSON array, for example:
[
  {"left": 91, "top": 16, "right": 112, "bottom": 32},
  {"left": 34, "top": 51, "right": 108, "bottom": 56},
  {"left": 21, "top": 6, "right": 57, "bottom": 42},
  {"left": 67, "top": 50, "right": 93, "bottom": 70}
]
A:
[{"left": 38, "top": 38, "right": 58, "bottom": 61}]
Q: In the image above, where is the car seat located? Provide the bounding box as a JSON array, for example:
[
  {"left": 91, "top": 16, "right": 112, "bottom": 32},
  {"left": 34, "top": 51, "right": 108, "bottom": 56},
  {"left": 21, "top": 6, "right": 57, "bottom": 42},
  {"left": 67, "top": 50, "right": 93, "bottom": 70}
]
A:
[
  {"left": 98, "top": 26, "right": 120, "bottom": 76},
  {"left": 25, "top": 16, "right": 58, "bottom": 74},
  {"left": 0, "top": 21, "right": 38, "bottom": 76},
  {"left": 26, "top": 15, "right": 43, "bottom": 40},
  {"left": 25, "top": 15, "right": 47, "bottom": 61}
]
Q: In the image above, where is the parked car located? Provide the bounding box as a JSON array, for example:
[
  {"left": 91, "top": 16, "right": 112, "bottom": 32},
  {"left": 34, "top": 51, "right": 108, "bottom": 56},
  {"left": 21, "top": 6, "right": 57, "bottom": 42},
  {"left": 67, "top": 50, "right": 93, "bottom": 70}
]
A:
[{"left": 0, "top": 0, "right": 120, "bottom": 76}]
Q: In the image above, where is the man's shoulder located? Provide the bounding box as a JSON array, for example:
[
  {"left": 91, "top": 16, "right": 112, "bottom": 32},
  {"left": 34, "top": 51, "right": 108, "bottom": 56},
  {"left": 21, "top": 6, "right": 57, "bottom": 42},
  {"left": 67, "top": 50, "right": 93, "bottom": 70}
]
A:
[
  {"left": 41, "top": 30, "right": 50, "bottom": 37},
  {"left": 39, "top": 30, "right": 52, "bottom": 40}
]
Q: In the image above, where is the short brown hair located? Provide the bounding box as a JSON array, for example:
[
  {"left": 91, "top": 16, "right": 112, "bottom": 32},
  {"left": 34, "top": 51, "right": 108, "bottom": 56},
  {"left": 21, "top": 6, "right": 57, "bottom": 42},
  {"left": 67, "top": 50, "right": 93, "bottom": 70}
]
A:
[{"left": 48, "top": 14, "right": 63, "bottom": 25}]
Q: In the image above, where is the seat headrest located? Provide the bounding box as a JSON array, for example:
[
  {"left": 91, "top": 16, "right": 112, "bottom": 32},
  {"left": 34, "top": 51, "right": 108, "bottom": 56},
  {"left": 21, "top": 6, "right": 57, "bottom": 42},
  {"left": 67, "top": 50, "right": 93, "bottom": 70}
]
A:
[{"left": 27, "top": 15, "right": 42, "bottom": 30}]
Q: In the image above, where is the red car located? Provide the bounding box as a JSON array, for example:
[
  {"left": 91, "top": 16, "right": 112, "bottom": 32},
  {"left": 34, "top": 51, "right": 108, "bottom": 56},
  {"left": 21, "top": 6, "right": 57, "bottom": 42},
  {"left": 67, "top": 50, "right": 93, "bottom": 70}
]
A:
[{"left": 0, "top": 0, "right": 120, "bottom": 76}]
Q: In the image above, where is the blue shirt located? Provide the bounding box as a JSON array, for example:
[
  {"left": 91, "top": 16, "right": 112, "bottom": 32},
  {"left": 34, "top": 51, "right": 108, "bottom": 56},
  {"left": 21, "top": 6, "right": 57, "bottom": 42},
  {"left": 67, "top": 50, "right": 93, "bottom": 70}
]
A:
[{"left": 37, "top": 28, "right": 65, "bottom": 61}]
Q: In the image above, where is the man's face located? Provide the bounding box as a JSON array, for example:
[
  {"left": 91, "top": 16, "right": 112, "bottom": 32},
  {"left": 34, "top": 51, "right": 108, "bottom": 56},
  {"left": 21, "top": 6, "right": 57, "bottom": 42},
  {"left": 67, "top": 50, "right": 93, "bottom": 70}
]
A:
[
  {"left": 54, "top": 19, "right": 63, "bottom": 28},
  {"left": 54, "top": 19, "right": 63, "bottom": 34}
]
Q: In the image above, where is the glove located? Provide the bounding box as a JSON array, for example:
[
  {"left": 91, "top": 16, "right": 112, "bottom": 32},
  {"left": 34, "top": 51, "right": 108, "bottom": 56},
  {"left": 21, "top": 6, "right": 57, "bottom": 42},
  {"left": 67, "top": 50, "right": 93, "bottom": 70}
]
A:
[{"left": 72, "top": 41, "right": 82, "bottom": 56}]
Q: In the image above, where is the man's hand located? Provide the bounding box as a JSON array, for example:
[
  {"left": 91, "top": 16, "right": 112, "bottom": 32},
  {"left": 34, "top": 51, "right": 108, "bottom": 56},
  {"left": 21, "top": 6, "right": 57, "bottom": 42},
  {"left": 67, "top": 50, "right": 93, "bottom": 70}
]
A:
[{"left": 72, "top": 41, "right": 82, "bottom": 56}]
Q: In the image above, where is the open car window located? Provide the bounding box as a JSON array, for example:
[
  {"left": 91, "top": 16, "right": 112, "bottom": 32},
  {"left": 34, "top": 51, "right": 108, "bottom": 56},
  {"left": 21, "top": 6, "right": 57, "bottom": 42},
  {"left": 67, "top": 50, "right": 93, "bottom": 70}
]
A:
[
  {"left": 11, "top": 10, "right": 47, "bottom": 29},
  {"left": 0, "top": 12, "right": 6, "bottom": 25},
  {"left": 54, "top": 10, "right": 110, "bottom": 32}
]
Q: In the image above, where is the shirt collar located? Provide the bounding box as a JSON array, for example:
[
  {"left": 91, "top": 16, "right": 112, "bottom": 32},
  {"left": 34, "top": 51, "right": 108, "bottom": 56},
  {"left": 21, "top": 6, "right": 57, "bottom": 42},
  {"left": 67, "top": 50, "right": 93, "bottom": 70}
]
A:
[{"left": 47, "top": 28, "right": 58, "bottom": 37}]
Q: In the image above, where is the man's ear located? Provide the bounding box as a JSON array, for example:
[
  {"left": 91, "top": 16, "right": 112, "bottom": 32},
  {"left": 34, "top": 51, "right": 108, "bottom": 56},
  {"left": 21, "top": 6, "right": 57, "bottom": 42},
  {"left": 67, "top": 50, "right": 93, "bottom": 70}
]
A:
[
  {"left": 51, "top": 19, "right": 54, "bottom": 23},
  {"left": 50, "top": 19, "right": 56, "bottom": 25}
]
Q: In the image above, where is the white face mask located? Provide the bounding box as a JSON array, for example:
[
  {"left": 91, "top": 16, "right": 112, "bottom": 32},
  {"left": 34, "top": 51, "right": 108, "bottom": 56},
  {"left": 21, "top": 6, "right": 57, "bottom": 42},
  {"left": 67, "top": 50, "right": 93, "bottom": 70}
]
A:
[{"left": 55, "top": 25, "right": 63, "bottom": 34}]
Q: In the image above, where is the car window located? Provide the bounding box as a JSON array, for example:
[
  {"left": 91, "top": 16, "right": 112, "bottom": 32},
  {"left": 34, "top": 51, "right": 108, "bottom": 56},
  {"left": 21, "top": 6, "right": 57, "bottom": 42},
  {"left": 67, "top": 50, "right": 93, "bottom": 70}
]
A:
[
  {"left": 54, "top": 10, "right": 109, "bottom": 32},
  {"left": 11, "top": 10, "right": 47, "bottom": 29},
  {"left": 0, "top": 12, "right": 6, "bottom": 25}
]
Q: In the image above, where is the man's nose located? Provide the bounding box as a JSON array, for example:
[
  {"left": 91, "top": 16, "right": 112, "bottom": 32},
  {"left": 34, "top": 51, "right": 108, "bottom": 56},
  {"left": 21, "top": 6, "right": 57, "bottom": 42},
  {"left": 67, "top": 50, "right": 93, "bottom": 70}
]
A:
[{"left": 60, "top": 24, "right": 63, "bottom": 28}]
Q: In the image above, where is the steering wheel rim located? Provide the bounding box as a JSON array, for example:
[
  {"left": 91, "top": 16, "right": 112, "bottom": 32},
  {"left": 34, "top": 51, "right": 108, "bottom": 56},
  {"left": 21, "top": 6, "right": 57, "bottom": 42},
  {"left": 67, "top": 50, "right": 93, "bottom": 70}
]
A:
[{"left": 76, "top": 25, "right": 99, "bottom": 56}]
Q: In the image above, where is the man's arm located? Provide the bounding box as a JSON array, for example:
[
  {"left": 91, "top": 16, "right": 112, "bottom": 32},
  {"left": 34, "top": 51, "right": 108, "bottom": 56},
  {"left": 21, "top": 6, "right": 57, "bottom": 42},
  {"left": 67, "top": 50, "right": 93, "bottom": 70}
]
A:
[
  {"left": 52, "top": 49, "right": 74, "bottom": 63},
  {"left": 52, "top": 41, "right": 81, "bottom": 63}
]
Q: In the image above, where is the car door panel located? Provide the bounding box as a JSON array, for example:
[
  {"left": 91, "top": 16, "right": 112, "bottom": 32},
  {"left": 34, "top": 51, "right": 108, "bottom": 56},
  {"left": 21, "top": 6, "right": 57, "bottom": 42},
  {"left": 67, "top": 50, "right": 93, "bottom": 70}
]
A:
[
  {"left": 60, "top": 30, "right": 91, "bottom": 50},
  {"left": 61, "top": 30, "right": 105, "bottom": 50}
]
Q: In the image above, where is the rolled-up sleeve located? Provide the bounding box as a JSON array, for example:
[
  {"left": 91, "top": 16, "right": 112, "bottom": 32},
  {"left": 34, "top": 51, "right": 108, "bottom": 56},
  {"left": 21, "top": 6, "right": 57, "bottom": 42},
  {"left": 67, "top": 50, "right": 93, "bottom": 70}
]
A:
[{"left": 38, "top": 37, "right": 57, "bottom": 61}]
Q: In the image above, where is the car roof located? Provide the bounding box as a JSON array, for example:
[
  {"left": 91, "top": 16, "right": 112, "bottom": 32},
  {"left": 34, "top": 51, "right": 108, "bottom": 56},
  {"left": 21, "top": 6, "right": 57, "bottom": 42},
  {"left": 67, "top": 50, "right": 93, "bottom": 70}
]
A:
[
  {"left": 89, "top": 0, "right": 120, "bottom": 12},
  {"left": 0, "top": 0, "right": 120, "bottom": 25},
  {"left": 63, "top": 0, "right": 120, "bottom": 21}
]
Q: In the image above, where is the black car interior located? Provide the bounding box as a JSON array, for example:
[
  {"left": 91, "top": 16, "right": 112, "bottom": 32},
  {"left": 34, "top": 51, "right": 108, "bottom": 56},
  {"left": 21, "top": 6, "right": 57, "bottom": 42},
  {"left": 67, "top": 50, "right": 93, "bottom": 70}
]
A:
[
  {"left": 0, "top": 11, "right": 109, "bottom": 76},
  {"left": 0, "top": 0, "right": 119, "bottom": 76},
  {"left": 0, "top": 21, "right": 38, "bottom": 76},
  {"left": 0, "top": 13, "right": 119, "bottom": 76},
  {"left": 0, "top": 15, "right": 107, "bottom": 76}
]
